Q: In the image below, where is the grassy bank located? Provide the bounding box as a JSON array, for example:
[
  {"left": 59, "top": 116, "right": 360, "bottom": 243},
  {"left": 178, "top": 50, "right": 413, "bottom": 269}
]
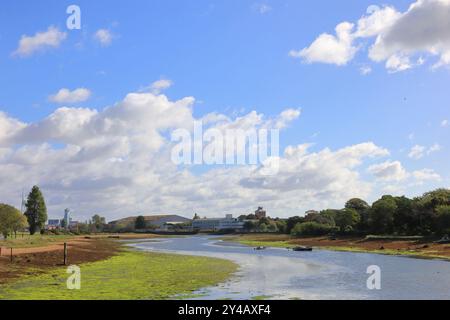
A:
[
  {"left": 0, "top": 234, "right": 76, "bottom": 248},
  {"left": 225, "top": 234, "right": 450, "bottom": 261},
  {"left": 0, "top": 249, "right": 237, "bottom": 300}
]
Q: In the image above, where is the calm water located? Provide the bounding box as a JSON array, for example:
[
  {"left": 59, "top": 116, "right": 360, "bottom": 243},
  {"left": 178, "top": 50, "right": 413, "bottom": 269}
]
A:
[{"left": 128, "top": 236, "right": 450, "bottom": 300}]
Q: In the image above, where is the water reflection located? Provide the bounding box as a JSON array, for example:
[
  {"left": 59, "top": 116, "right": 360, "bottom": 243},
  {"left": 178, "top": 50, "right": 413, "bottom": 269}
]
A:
[{"left": 128, "top": 236, "right": 450, "bottom": 300}]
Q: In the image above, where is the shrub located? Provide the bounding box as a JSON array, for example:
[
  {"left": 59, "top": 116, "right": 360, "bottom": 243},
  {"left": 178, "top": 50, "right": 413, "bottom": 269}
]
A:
[{"left": 291, "top": 222, "right": 334, "bottom": 237}]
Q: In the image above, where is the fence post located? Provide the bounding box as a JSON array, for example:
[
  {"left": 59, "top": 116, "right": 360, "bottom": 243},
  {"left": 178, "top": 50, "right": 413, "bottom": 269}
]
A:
[
  {"left": 10, "top": 248, "right": 13, "bottom": 262},
  {"left": 64, "top": 243, "right": 67, "bottom": 265}
]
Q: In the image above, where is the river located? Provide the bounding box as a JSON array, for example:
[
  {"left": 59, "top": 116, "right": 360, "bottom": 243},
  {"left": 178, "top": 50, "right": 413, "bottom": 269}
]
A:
[{"left": 128, "top": 235, "right": 450, "bottom": 300}]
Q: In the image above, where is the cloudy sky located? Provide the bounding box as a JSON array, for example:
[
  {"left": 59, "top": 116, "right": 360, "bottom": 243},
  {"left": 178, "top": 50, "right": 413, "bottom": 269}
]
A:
[{"left": 0, "top": 0, "right": 449, "bottom": 221}]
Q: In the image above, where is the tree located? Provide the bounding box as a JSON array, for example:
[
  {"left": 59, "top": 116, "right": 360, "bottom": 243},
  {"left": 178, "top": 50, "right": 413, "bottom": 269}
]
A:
[
  {"left": 370, "top": 196, "right": 397, "bottom": 234},
  {"left": 392, "top": 196, "right": 415, "bottom": 235},
  {"left": 24, "top": 186, "right": 47, "bottom": 235},
  {"left": 286, "top": 216, "right": 305, "bottom": 234},
  {"left": 291, "top": 222, "right": 334, "bottom": 237},
  {"left": 193, "top": 213, "right": 200, "bottom": 220},
  {"left": 345, "top": 198, "right": 370, "bottom": 212},
  {"left": 345, "top": 198, "right": 370, "bottom": 232},
  {"left": 305, "top": 211, "right": 335, "bottom": 226},
  {"left": 275, "top": 220, "right": 287, "bottom": 233},
  {"left": 436, "top": 205, "right": 450, "bottom": 235},
  {"left": 0, "top": 204, "right": 27, "bottom": 239},
  {"left": 135, "top": 216, "right": 146, "bottom": 230},
  {"left": 243, "top": 220, "right": 257, "bottom": 231},
  {"left": 91, "top": 214, "right": 106, "bottom": 232},
  {"left": 335, "top": 208, "right": 360, "bottom": 234}
]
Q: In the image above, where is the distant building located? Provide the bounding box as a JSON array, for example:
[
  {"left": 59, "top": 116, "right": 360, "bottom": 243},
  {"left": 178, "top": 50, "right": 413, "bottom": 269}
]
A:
[
  {"left": 255, "top": 207, "right": 266, "bottom": 219},
  {"left": 63, "top": 208, "right": 71, "bottom": 229},
  {"left": 46, "top": 219, "right": 61, "bottom": 230},
  {"left": 192, "top": 214, "right": 244, "bottom": 232},
  {"left": 69, "top": 221, "right": 79, "bottom": 230},
  {"left": 109, "top": 215, "right": 191, "bottom": 229}
]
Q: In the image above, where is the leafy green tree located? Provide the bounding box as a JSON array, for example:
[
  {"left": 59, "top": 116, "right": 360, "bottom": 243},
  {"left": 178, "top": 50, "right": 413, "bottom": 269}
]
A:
[
  {"left": 420, "top": 188, "right": 450, "bottom": 210},
  {"left": 135, "top": 216, "right": 146, "bottom": 230},
  {"left": 436, "top": 205, "right": 450, "bottom": 235},
  {"left": 345, "top": 198, "right": 370, "bottom": 232},
  {"left": 24, "top": 186, "right": 47, "bottom": 235},
  {"left": 335, "top": 208, "right": 360, "bottom": 233},
  {"left": 291, "top": 222, "right": 334, "bottom": 237},
  {"left": 286, "top": 216, "right": 304, "bottom": 234},
  {"left": 91, "top": 214, "right": 106, "bottom": 232},
  {"left": 0, "top": 204, "right": 28, "bottom": 239},
  {"left": 392, "top": 196, "right": 415, "bottom": 235},
  {"left": 243, "top": 220, "right": 257, "bottom": 231},
  {"left": 306, "top": 211, "right": 336, "bottom": 226},
  {"left": 370, "top": 196, "right": 397, "bottom": 234},
  {"left": 275, "top": 220, "right": 287, "bottom": 233},
  {"left": 345, "top": 198, "right": 370, "bottom": 212}
]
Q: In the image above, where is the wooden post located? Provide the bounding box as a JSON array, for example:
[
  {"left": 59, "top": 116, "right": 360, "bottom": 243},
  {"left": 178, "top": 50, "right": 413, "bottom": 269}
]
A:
[
  {"left": 63, "top": 242, "right": 67, "bottom": 265},
  {"left": 0, "top": 247, "right": 2, "bottom": 256},
  {"left": 10, "top": 248, "right": 13, "bottom": 262}
]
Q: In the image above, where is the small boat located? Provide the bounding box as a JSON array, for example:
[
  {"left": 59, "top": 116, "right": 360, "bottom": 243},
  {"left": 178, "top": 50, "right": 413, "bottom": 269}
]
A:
[
  {"left": 254, "top": 246, "right": 266, "bottom": 250},
  {"left": 292, "top": 246, "right": 313, "bottom": 252}
]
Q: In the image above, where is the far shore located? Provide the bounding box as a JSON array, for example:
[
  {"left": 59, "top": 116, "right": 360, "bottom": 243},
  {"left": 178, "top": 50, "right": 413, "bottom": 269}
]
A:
[{"left": 223, "top": 233, "right": 450, "bottom": 261}]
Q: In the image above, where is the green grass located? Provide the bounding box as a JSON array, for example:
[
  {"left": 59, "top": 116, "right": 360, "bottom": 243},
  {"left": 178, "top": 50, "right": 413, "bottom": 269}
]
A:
[
  {"left": 1, "top": 234, "right": 75, "bottom": 248},
  {"left": 236, "top": 239, "right": 294, "bottom": 249},
  {"left": 0, "top": 249, "right": 237, "bottom": 300}
]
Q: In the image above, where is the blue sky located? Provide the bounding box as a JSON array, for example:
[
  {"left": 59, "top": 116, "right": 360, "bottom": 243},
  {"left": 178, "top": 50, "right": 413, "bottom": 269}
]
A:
[{"left": 0, "top": 0, "right": 449, "bottom": 220}]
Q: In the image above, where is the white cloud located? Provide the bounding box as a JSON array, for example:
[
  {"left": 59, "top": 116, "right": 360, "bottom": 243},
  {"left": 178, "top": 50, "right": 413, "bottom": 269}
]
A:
[
  {"left": 427, "top": 143, "right": 441, "bottom": 154},
  {"left": 368, "top": 160, "right": 408, "bottom": 181},
  {"left": 359, "top": 65, "right": 372, "bottom": 75},
  {"left": 12, "top": 26, "right": 67, "bottom": 57},
  {"left": 412, "top": 168, "right": 441, "bottom": 181},
  {"left": 49, "top": 88, "right": 92, "bottom": 104},
  {"left": 442, "top": 119, "right": 449, "bottom": 127},
  {"left": 142, "top": 79, "right": 174, "bottom": 94},
  {"left": 94, "top": 29, "right": 113, "bottom": 46},
  {"left": 0, "top": 86, "right": 443, "bottom": 220},
  {"left": 290, "top": 22, "right": 357, "bottom": 66},
  {"left": 408, "top": 144, "right": 426, "bottom": 159},
  {"left": 408, "top": 143, "right": 441, "bottom": 159},
  {"left": 293, "top": 0, "right": 450, "bottom": 71}
]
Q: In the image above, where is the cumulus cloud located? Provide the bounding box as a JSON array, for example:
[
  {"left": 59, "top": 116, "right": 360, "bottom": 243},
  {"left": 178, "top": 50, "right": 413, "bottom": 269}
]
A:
[
  {"left": 0, "top": 87, "right": 442, "bottom": 220},
  {"left": 12, "top": 26, "right": 67, "bottom": 57},
  {"left": 292, "top": 0, "right": 450, "bottom": 71},
  {"left": 94, "top": 29, "right": 113, "bottom": 46},
  {"left": 290, "top": 22, "right": 357, "bottom": 66},
  {"left": 368, "top": 160, "right": 408, "bottom": 181},
  {"left": 49, "top": 88, "right": 92, "bottom": 104}
]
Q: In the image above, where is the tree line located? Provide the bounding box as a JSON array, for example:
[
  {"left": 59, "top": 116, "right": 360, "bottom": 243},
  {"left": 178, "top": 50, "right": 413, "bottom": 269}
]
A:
[{"left": 239, "top": 188, "right": 450, "bottom": 237}]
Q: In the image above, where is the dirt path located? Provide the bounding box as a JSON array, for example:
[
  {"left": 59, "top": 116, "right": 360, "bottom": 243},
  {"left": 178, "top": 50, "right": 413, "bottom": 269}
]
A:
[{"left": 0, "top": 234, "right": 159, "bottom": 284}]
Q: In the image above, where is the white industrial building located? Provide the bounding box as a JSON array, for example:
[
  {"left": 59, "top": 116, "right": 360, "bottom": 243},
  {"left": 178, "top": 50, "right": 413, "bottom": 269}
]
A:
[{"left": 192, "top": 214, "right": 244, "bottom": 231}]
